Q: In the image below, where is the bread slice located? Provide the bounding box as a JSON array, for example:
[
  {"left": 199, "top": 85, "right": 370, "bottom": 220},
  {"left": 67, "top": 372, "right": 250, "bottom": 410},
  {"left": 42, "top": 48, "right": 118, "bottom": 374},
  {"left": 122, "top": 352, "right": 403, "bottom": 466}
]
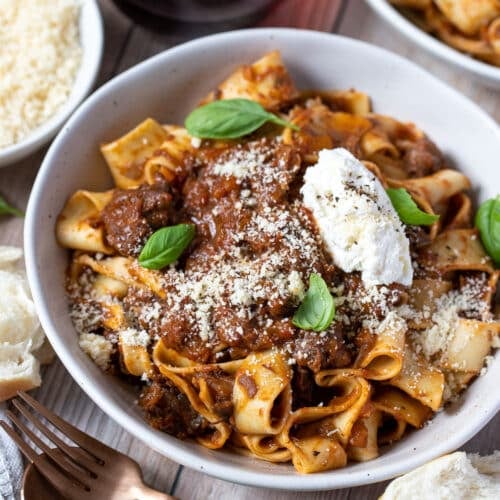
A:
[
  {"left": 470, "top": 451, "right": 500, "bottom": 479},
  {"left": 0, "top": 246, "right": 53, "bottom": 402},
  {"left": 0, "top": 245, "right": 23, "bottom": 270},
  {"left": 0, "top": 344, "right": 41, "bottom": 401},
  {"left": 380, "top": 451, "right": 500, "bottom": 499}
]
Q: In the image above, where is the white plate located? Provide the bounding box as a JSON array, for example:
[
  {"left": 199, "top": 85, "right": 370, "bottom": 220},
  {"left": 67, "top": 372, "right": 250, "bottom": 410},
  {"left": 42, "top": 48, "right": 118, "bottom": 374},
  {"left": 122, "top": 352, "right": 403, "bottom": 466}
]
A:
[
  {"left": 365, "top": 0, "right": 500, "bottom": 88},
  {"left": 24, "top": 29, "right": 500, "bottom": 491},
  {"left": 0, "top": 0, "right": 103, "bottom": 167}
]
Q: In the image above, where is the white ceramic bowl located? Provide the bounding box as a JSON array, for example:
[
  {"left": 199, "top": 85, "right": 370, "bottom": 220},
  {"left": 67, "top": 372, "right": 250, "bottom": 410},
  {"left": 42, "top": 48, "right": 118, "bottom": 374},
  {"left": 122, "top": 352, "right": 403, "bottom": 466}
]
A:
[
  {"left": 365, "top": 0, "right": 500, "bottom": 88},
  {"left": 25, "top": 29, "right": 500, "bottom": 491},
  {"left": 0, "top": 0, "right": 103, "bottom": 167}
]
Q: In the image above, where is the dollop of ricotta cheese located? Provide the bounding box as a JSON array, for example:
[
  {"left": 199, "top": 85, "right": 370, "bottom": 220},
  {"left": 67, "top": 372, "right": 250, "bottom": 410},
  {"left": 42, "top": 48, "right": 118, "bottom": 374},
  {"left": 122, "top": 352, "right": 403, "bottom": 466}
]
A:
[{"left": 301, "top": 148, "right": 412, "bottom": 286}]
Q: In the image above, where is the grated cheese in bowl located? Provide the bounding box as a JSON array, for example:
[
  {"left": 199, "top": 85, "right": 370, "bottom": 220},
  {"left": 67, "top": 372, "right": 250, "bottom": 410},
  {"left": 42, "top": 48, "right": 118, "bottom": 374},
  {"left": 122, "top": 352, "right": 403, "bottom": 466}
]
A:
[{"left": 0, "top": 0, "right": 82, "bottom": 149}]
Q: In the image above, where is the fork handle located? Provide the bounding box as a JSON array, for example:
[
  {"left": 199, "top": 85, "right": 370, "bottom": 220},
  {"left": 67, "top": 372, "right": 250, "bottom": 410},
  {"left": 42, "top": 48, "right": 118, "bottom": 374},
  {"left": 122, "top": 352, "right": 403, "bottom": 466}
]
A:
[{"left": 132, "top": 484, "right": 177, "bottom": 499}]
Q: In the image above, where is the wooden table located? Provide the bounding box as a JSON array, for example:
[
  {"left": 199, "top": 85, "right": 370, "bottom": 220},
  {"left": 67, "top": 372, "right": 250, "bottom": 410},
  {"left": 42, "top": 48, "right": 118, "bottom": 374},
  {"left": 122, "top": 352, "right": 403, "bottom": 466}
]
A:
[{"left": 1, "top": 1, "right": 498, "bottom": 498}]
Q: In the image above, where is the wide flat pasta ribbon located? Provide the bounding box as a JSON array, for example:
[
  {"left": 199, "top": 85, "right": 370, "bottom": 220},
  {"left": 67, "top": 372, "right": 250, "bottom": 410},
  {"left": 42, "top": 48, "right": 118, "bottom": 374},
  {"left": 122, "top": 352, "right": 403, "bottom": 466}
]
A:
[
  {"left": 231, "top": 433, "right": 292, "bottom": 463},
  {"left": 200, "top": 51, "right": 298, "bottom": 111},
  {"left": 153, "top": 341, "right": 233, "bottom": 449},
  {"left": 101, "top": 118, "right": 170, "bottom": 189},
  {"left": 420, "top": 229, "right": 494, "bottom": 274},
  {"left": 232, "top": 350, "right": 292, "bottom": 435},
  {"left": 278, "top": 406, "right": 348, "bottom": 473},
  {"left": 144, "top": 125, "right": 193, "bottom": 184},
  {"left": 56, "top": 190, "right": 114, "bottom": 254},
  {"left": 347, "top": 409, "right": 382, "bottom": 462},
  {"left": 372, "top": 386, "right": 433, "bottom": 428},
  {"left": 313, "top": 370, "right": 372, "bottom": 447},
  {"left": 388, "top": 343, "right": 444, "bottom": 411},
  {"left": 282, "top": 100, "right": 372, "bottom": 161},
  {"left": 354, "top": 314, "right": 406, "bottom": 381}
]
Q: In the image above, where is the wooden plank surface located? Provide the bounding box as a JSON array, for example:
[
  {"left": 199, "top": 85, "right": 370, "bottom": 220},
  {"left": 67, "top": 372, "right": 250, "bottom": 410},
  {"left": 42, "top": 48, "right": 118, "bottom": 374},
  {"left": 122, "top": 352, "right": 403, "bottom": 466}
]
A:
[{"left": 0, "top": 1, "right": 498, "bottom": 498}]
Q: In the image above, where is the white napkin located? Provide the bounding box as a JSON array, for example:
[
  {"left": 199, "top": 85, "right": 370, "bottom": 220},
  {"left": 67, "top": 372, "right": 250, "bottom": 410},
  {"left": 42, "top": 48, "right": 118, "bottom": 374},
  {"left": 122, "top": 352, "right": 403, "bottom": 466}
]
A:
[{"left": 0, "top": 403, "right": 22, "bottom": 500}]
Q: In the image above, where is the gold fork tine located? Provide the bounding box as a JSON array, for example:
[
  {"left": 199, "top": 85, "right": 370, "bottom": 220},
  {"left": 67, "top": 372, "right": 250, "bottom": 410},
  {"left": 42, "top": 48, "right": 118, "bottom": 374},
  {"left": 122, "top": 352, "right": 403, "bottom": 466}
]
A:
[
  {"left": 0, "top": 420, "right": 88, "bottom": 497},
  {"left": 6, "top": 410, "right": 90, "bottom": 489},
  {"left": 17, "top": 391, "right": 108, "bottom": 460},
  {"left": 0, "top": 420, "right": 38, "bottom": 463},
  {"left": 11, "top": 398, "right": 100, "bottom": 477}
]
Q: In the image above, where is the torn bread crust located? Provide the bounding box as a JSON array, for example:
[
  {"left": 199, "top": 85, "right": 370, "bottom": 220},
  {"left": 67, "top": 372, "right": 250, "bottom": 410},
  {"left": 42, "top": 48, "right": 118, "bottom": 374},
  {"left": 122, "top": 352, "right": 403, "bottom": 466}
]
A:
[{"left": 0, "top": 246, "right": 53, "bottom": 401}]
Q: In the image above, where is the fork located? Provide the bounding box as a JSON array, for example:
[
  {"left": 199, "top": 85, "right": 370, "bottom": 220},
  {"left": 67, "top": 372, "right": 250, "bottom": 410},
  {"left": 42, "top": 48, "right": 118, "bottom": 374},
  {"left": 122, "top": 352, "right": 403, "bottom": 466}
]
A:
[{"left": 0, "top": 391, "right": 176, "bottom": 499}]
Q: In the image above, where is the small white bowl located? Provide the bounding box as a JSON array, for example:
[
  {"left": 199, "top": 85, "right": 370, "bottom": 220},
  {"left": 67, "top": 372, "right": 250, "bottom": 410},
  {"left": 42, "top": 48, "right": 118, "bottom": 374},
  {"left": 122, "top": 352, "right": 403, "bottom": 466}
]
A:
[
  {"left": 25, "top": 29, "right": 500, "bottom": 491},
  {"left": 0, "top": 0, "right": 103, "bottom": 168},
  {"left": 365, "top": 0, "right": 500, "bottom": 88}
]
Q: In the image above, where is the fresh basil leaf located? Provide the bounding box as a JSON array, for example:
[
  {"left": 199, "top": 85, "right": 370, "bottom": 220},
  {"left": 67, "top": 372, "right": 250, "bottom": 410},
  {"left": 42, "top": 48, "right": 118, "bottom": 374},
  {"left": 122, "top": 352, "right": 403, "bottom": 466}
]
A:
[
  {"left": 292, "top": 273, "right": 335, "bottom": 332},
  {"left": 475, "top": 196, "right": 500, "bottom": 266},
  {"left": 185, "top": 98, "right": 299, "bottom": 139},
  {"left": 138, "top": 223, "right": 195, "bottom": 269},
  {"left": 265, "top": 112, "right": 300, "bottom": 130},
  {"left": 386, "top": 187, "right": 439, "bottom": 226},
  {"left": 0, "top": 195, "right": 24, "bottom": 217}
]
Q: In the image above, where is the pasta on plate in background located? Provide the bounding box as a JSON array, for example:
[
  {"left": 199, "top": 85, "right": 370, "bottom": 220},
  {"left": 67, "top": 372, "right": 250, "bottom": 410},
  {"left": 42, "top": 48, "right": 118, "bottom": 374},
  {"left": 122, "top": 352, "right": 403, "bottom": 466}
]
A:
[
  {"left": 56, "top": 51, "right": 500, "bottom": 474},
  {"left": 389, "top": 0, "right": 500, "bottom": 66}
]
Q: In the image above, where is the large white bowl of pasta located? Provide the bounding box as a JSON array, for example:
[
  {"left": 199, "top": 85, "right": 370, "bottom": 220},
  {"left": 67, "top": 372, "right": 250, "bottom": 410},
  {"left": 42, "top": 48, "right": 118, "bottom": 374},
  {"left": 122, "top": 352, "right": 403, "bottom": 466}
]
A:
[{"left": 24, "top": 29, "right": 500, "bottom": 491}]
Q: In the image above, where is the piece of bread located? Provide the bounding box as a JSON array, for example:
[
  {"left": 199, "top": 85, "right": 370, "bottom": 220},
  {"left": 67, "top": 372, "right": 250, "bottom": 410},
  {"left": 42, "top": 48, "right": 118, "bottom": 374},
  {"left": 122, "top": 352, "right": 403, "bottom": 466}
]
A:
[
  {"left": 0, "top": 246, "right": 53, "bottom": 401},
  {"left": 470, "top": 451, "right": 500, "bottom": 479},
  {"left": 380, "top": 451, "right": 500, "bottom": 499},
  {"left": 0, "top": 343, "right": 41, "bottom": 401}
]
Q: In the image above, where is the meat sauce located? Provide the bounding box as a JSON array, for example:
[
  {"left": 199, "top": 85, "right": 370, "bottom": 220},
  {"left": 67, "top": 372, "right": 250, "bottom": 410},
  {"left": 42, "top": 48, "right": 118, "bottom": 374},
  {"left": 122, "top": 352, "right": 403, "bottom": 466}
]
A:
[
  {"left": 98, "top": 139, "right": 401, "bottom": 436},
  {"left": 108, "top": 139, "right": 354, "bottom": 371},
  {"left": 102, "top": 183, "right": 173, "bottom": 257}
]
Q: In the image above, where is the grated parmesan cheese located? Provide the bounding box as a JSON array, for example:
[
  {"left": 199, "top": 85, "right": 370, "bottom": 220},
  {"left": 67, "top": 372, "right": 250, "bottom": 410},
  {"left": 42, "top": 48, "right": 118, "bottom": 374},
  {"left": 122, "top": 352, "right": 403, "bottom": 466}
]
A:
[
  {"left": 119, "top": 327, "right": 150, "bottom": 347},
  {"left": 212, "top": 150, "right": 267, "bottom": 179},
  {"left": 190, "top": 137, "right": 201, "bottom": 148},
  {"left": 412, "top": 275, "right": 494, "bottom": 361},
  {"left": 0, "top": 0, "right": 82, "bottom": 148}
]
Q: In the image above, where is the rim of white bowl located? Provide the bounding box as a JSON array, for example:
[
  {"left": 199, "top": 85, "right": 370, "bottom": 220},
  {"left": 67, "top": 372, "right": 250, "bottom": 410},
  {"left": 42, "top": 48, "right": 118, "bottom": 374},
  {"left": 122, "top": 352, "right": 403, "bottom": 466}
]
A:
[
  {"left": 0, "top": 0, "right": 103, "bottom": 167},
  {"left": 25, "top": 28, "right": 500, "bottom": 491},
  {"left": 364, "top": 0, "right": 500, "bottom": 86}
]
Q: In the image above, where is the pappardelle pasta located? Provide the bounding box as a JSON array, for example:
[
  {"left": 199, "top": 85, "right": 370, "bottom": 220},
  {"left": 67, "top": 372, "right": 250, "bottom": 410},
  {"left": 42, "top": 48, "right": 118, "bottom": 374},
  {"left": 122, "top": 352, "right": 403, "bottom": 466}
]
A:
[
  {"left": 389, "top": 0, "right": 500, "bottom": 67},
  {"left": 57, "top": 51, "right": 499, "bottom": 473}
]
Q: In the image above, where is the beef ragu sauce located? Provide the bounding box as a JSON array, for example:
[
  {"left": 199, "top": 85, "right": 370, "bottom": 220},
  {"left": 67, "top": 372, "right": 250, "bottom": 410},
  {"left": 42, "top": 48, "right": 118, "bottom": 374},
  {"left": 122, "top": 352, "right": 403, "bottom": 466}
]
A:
[
  {"left": 102, "top": 183, "right": 173, "bottom": 257},
  {"left": 97, "top": 137, "right": 373, "bottom": 437},
  {"left": 112, "top": 139, "right": 355, "bottom": 370}
]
